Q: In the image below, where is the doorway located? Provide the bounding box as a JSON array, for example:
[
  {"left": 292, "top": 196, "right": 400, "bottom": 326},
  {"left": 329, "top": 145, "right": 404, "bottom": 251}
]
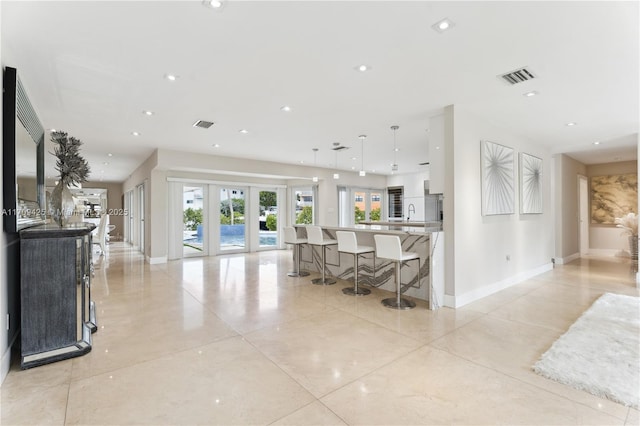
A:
[{"left": 578, "top": 175, "right": 589, "bottom": 255}]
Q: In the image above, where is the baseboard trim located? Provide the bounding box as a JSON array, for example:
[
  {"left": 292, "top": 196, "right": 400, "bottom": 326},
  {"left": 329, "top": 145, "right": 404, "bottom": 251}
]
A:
[
  {"left": 146, "top": 255, "right": 167, "bottom": 264},
  {"left": 586, "top": 248, "right": 626, "bottom": 257},
  {"left": 554, "top": 252, "right": 580, "bottom": 265},
  {"left": 447, "top": 262, "right": 554, "bottom": 308},
  {"left": 1, "top": 346, "right": 11, "bottom": 385}
]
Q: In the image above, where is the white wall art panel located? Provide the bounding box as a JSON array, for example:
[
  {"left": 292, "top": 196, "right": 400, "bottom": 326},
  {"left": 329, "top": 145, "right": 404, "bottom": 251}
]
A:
[
  {"left": 520, "top": 152, "right": 543, "bottom": 214},
  {"left": 481, "top": 140, "right": 514, "bottom": 215}
]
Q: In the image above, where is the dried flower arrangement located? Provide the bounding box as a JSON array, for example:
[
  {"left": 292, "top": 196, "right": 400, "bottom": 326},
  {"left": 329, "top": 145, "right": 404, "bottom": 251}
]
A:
[
  {"left": 615, "top": 212, "right": 638, "bottom": 237},
  {"left": 50, "top": 131, "right": 90, "bottom": 186}
]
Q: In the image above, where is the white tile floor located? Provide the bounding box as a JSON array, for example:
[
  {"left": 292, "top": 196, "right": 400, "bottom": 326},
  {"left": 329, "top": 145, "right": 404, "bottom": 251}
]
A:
[{"left": 1, "top": 243, "right": 638, "bottom": 425}]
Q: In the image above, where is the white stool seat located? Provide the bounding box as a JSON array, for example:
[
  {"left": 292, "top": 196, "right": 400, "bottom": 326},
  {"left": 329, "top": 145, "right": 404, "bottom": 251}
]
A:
[
  {"left": 374, "top": 234, "right": 420, "bottom": 310},
  {"left": 306, "top": 225, "right": 337, "bottom": 285},
  {"left": 336, "top": 231, "right": 374, "bottom": 296},
  {"left": 284, "top": 226, "right": 310, "bottom": 277}
]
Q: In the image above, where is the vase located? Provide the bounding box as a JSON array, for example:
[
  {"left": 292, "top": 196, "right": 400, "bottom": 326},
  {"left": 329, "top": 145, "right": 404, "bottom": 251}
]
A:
[
  {"left": 49, "top": 181, "right": 75, "bottom": 227},
  {"left": 629, "top": 235, "right": 638, "bottom": 271}
]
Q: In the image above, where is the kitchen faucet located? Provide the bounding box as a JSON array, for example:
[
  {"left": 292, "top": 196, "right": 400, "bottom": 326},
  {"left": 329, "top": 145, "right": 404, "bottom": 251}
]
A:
[{"left": 407, "top": 203, "right": 415, "bottom": 221}]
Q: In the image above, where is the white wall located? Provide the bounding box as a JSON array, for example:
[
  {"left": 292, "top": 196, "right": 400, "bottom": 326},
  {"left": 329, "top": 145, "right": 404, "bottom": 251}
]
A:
[{"left": 446, "top": 106, "right": 554, "bottom": 307}]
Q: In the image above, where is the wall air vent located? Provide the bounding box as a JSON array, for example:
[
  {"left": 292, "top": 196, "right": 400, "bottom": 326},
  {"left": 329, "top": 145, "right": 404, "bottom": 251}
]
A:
[
  {"left": 499, "top": 67, "right": 536, "bottom": 85},
  {"left": 192, "top": 120, "right": 215, "bottom": 129},
  {"left": 331, "top": 145, "right": 350, "bottom": 151}
]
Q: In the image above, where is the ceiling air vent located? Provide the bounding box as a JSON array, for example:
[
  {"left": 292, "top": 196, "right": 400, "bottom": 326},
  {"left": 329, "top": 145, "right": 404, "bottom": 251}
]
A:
[
  {"left": 192, "top": 120, "right": 215, "bottom": 129},
  {"left": 499, "top": 67, "right": 536, "bottom": 85}
]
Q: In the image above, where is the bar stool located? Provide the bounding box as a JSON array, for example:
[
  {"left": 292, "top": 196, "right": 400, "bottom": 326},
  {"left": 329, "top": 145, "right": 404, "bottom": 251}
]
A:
[
  {"left": 306, "top": 225, "right": 337, "bottom": 285},
  {"left": 284, "top": 226, "right": 310, "bottom": 277},
  {"left": 336, "top": 231, "right": 374, "bottom": 296},
  {"left": 374, "top": 234, "right": 420, "bottom": 310}
]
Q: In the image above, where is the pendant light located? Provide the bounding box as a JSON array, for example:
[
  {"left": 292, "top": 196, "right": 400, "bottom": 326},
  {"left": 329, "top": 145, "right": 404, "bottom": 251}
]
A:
[
  {"left": 312, "top": 148, "right": 319, "bottom": 182},
  {"left": 391, "top": 125, "right": 399, "bottom": 173},
  {"left": 332, "top": 142, "right": 340, "bottom": 180},
  {"left": 358, "top": 135, "right": 367, "bottom": 177}
]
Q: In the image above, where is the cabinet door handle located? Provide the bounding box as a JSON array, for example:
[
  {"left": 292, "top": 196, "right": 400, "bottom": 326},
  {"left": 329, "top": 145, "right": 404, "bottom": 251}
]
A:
[{"left": 83, "top": 274, "right": 90, "bottom": 288}]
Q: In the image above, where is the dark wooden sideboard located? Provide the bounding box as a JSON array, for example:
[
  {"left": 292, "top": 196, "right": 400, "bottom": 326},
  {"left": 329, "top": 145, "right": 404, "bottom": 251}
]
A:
[{"left": 19, "top": 223, "right": 97, "bottom": 369}]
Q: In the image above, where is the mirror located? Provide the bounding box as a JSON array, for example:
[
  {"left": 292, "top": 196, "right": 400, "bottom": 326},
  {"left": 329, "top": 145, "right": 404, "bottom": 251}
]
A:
[{"left": 2, "top": 66, "right": 45, "bottom": 232}]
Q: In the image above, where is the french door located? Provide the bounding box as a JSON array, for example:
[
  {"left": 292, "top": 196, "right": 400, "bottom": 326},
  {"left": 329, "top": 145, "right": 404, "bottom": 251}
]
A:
[
  {"left": 169, "top": 179, "right": 285, "bottom": 258},
  {"left": 353, "top": 189, "right": 382, "bottom": 224}
]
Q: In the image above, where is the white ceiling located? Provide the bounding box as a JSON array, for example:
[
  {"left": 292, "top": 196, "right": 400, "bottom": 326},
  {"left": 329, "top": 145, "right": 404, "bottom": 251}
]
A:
[{"left": 2, "top": 1, "right": 638, "bottom": 182}]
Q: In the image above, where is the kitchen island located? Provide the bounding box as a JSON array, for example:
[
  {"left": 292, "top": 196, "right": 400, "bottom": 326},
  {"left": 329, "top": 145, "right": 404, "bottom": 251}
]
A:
[{"left": 293, "top": 224, "right": 444, "bottom": 309}]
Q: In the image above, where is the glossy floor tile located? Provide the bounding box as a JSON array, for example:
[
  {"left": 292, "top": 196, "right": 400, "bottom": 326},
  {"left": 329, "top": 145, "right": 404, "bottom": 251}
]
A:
[{"left": 1, "top": 244, "right": 637, "bottom": 425}]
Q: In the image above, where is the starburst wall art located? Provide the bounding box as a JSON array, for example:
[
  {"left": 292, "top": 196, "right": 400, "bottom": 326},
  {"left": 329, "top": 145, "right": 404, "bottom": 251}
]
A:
[
  {"left": 519, "top": 152, "right": 543, "bottom": 214},
  {"left": 481, "top": 140, "right": 515, "bottom": 215}
]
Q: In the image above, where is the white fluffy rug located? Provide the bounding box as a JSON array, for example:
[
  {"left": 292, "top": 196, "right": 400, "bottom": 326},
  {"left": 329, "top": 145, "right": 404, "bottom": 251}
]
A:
[{"left": 533, "top": 293, "right": 640, "bottom": 408}]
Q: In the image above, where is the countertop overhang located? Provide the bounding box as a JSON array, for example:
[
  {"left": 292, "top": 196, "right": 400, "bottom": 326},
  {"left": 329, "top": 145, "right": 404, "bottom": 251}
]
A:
[{"left": 295, "top": 223, "right": 442, "bottom": 235}]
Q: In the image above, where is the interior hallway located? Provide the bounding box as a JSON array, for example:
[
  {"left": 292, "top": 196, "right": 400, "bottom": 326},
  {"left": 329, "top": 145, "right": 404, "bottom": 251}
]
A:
[{"left": 1, "top": 243, "right": 638, "bottom": 425}]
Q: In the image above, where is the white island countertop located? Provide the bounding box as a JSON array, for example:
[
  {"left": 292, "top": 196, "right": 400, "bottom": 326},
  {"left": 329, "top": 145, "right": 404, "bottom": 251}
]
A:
[
  {"left": 357, "top": 221, "right": 442, "bottom": 233},
  {"left": 295, "top": 222, "right": 442, "bottom": 235}
]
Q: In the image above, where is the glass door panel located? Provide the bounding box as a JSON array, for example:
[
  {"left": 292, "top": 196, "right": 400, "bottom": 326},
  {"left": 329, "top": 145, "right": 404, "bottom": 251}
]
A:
[
  {"left": 370, "top": 191, "right": 382, "bottom": 221},
  {"left": 294, "top": 188, "right": 314, "bottom": 224},
  {"left": 220, "top": 187, "right": 246, "bottom": 251},
  {"left": 354, "top": 191, "right": 366, "bottom": 223},
  {"left": 259, "top": 190, "right": 278, "bottom": 248},
  {"left": 183, "top": 185, "right": 206, "bottom": 257}
]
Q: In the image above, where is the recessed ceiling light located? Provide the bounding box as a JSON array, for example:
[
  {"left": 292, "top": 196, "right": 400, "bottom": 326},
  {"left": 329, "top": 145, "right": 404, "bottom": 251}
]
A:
[
  {"left": 165, "top": 74, "right": 178, "bottom": 81},
  {"left": 356, "top": 64, "right": 371, "bottom": 72},
  {"left": 100, "top": 170, "right": 105, "bottom": 174},
  {"left": 351, "top": 157, "right": 357, "bottom": 160},
  {"left": 213, "top": 144, "right": 220, "bottom": 148},
  {"left": 523, "top": 91, "right": 538, "bottom": 97},
  {"left": 103, "top": 162, "right": 109, "bottom": 165},
  {"left": 202, "top": 0, "right": 223, "bottom": 9},
  {"left": 280, "top": 105, "right": 291, "bottom": 112},
  {"left": 351, "top": 166, "right": 356, "bottom": 170},
  {"left": 432, "top": 18, "right": 455, "bottom": 33},
  {"left": 435, "top": 146, "right": 440, "bottom": 150},
  {"left": 566, "top": 122, "right": 577, "bottom": 126},
  {"left": 108, "top": 153, "right": 113, "bottom": 157},
  {"left": 239, "top": 129, "right": 249, "bottom": 134},
  {"left": 394, "top": 148, "right": 400, "bottom": 152},
  {"left": 593, "top": 141, "right": 601, "bottom": 145},
  {"left": 143, "top": 110, "right": 154, "bottom": 116},
  {"left": 132, "top": 131, "right": 141, "bottom": 136}
]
